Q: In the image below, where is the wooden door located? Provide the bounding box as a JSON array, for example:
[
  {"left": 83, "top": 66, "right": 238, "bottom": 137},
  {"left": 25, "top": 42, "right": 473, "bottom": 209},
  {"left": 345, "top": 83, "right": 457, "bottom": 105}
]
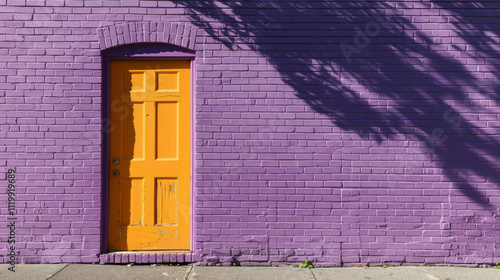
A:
[{"left": 108, "top": 60, "right": 191, "bottom": 251}]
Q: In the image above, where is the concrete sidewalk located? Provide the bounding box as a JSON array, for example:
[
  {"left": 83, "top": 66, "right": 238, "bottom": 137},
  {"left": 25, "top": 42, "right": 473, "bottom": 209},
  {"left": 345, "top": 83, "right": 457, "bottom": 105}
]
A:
[{"left": 0, "top": 264, "right": 498, "bottom": 280}]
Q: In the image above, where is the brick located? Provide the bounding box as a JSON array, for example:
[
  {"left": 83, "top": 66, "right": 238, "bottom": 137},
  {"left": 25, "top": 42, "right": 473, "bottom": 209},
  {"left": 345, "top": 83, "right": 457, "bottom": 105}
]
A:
[{"left": 2, "top": 0, "right": 500, "bottom": 267}]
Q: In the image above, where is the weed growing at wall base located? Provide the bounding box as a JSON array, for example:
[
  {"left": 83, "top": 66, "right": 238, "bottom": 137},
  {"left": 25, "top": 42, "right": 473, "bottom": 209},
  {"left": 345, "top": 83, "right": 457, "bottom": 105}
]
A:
[{"left": 299, "top": 258, "right": 314, "bottom": 268}]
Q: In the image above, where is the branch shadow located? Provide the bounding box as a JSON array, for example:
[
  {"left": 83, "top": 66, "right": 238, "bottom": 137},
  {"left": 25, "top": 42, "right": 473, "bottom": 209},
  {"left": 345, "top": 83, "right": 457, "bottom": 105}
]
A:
[{"left": 179, "top": 1, "right": 500, "bottom": 208}]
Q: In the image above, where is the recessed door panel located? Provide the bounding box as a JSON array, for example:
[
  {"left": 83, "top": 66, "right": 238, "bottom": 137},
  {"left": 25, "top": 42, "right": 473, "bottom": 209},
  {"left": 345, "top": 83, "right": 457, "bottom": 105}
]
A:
[
  {"left": 156, "top": 178, "right": 179, "bottom": 225},
  {"left": 156, "top": 102, "right": 179, "bottom": 160},
  {"left": 156, "top": 71, "right": 179, "bottom": 92},
  {"left": 121, "top": 178, "right": 144, "bottom": 226}
]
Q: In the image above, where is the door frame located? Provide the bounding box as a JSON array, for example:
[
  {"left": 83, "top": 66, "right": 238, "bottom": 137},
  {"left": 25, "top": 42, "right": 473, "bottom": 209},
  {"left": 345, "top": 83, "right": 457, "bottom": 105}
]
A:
[{"left": 101, "top": 44, "right": 196, "bottom": 253}]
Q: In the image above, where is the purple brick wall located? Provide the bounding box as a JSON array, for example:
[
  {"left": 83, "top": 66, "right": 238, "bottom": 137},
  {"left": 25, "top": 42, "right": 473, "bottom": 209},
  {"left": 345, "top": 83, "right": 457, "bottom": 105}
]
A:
[{"left": 1, "top": 0, "right": 500, "bottom": 266}]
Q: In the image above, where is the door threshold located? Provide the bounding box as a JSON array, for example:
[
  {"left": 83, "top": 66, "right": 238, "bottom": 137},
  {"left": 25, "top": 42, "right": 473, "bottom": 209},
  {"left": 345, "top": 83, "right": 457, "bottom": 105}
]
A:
[
  {"left": 108, "top": 250, "right": 192, "bottom": 254},
  {"left": 100, "top": 251, "right": 196, "bottom": 264}
]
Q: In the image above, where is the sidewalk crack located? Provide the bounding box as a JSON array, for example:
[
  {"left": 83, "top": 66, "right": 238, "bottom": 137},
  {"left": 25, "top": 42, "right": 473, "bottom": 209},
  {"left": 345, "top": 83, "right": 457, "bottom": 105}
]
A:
[
  {"left": 185, "top": 265, "right": 194, "bottom": 280},
  {"left": 416, "top": 267, "right": 442, "bottom": 280},
  {"left": 46, "top": 264, "right": 69, "bottom": 280},
  {"left": 309, "top": 268, "right": 318, "bottom": 280}
]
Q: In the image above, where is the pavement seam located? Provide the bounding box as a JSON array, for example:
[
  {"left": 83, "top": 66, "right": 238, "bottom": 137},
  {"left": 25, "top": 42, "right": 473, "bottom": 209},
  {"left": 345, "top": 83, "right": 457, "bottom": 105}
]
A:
[
  {"left": 45, "top": 263, "right": 69, "bottom": 280},
  {"left": 416, "top": 266, "right": 442, "bottom": 280},
  {"left": 185, "top": 265, "right": 194, "bottom": 280},
  {"left": 309, "top": 268, "right": 318, "bottom": 280}
]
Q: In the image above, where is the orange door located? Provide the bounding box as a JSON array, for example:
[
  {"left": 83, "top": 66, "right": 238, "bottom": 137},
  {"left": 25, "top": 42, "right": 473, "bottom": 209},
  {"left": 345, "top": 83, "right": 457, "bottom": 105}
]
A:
[{"left": 108, "top": 60, "right": 191, "bottom": 251}]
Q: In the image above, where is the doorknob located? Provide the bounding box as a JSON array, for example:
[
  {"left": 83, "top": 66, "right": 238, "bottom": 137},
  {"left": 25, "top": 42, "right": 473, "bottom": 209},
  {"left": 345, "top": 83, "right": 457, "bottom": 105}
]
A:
[
  {"left": 112, "top": 169, "right": 120, "bottom": 176},
  {"left": 113, "top": 157, "right": 119, "bottom": 164}
]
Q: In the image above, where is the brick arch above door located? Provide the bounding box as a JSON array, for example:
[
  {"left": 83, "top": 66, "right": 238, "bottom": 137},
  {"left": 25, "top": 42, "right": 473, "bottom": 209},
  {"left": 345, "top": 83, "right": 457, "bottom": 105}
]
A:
[{"left": 97, "top": 22, "right": 199, "bottom": 51}]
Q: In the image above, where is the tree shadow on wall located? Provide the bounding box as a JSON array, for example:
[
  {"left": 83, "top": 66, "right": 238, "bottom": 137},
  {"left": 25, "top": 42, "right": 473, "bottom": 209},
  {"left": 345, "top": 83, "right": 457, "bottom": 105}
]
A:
[{"left": 178, "top": 1, "right": 500, "bottom": 208}]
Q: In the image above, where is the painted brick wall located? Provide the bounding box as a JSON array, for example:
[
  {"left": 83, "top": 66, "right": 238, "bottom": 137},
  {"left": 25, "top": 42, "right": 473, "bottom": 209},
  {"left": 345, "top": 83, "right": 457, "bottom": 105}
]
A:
[{"left": 1, "top": 0, "right": 500, "bottom": 266}]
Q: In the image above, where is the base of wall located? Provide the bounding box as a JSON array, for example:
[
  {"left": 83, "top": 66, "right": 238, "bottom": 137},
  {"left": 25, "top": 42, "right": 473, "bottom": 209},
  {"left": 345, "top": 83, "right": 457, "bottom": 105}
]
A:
[{"left": 99, "top": 252, "right": 196, "bottom": 264}]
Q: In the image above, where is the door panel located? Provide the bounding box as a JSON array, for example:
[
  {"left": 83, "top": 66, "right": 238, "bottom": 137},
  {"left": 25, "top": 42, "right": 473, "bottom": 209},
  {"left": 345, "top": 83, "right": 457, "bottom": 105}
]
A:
[
  {"left": 156, "top": 178, "right": 179, "bottom": 225},
  {"left": 156, "top": 102, "right": 179, "bottom": 160},
  {"left": 121, "top": 178, "right": 143, "bottom": 226},
  {"left": 108, "top": 60, "right": 191, "bottom": 251}
]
